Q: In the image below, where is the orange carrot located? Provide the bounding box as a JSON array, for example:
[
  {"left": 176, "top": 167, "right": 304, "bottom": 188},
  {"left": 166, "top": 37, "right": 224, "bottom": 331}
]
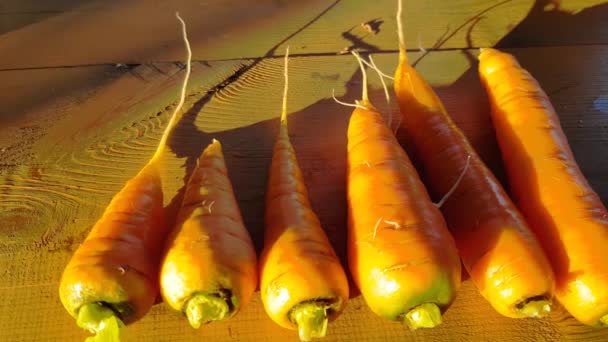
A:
[
  {"left": 343, "top": 51, "right": 461, "bottom": 329},
  {"left": 160, "top": 139, "right": 258, "bottom": 328},
  {"left": 391, "top": 0, "right": 555, "bottom": 318},
  {"left": 59, "top": 12, "right": 193, "bottom": 340},
  {"left": 478, "top": 48, "right": 608, "bottom": 327},
  {"left": 259, "top": 49, "right": 349, "bottom": 341}
]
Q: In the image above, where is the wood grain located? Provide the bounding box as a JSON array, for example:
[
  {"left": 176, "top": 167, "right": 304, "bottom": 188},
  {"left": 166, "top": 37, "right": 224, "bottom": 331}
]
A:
[
  {"left": 1, "top": 42, "right": 607, "bottom": 340},
  {"left": 0, "top": 59, "right": 252, "bottom": 254},
  {"left": 1, "top": 0, "right": 607, "bottom": 69}
]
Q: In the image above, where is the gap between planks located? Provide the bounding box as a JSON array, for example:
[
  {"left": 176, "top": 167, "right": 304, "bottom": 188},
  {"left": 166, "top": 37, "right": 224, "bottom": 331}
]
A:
[{"left": 4, "top": 42, "right": 608, "bottom": 72}]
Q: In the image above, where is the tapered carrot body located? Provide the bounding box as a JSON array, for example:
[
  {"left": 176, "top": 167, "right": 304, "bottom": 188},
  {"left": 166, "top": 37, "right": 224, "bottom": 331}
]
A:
[
  {"left": 59, "top": 13, "right": 193, "bottom": 340},
  {"left": 347, "top": 104, "right": 462, "bottom": 327},
  {"left": 478, "top": 48, "right": 608, "bottom": 327},
  {"left": 60, "top": 162, "right": 166, "bottom": 324},
  {"left": 259, "top": 50, "right": 349, "bottom": 341},
  {"left": 160, "top": 139, "right": 258, "bottom": 328},
  {"left": 391, "top": 0, "right": 555, "bottom": 318},
  {"left": 345, "top": 53, "right": 460, "bottom": 329}
]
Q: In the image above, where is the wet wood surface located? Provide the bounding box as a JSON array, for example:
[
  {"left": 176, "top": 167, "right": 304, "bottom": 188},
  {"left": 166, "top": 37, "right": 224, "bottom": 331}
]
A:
[{"left": 1, "top": 0, "right": 607, "bottom": 341}]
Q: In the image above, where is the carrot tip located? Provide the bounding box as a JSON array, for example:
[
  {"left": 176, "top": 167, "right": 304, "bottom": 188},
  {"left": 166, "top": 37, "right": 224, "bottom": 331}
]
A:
[
  {"left": 291, "top": 302, "right": 329, "bottom": 341},
  {"left": 185, "top": 293, "right": 230, "bottom": 329},
  {"left": 517, "top": 298, "right": 551, "bottom": 318},
  {"left": 77, "top": 303, "right": 124, "bottom": 342},
  {"left": 404, "top": 303, "right": 442, "bottom": 330}
]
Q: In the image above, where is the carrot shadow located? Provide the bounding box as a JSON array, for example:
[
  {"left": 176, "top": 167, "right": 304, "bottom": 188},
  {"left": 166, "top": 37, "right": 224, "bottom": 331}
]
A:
[
  {"left": 164, "top": 61, "right": 364, "bottom": 297},
  {"left": 162, "top": 0, "right": 344, "bottom": 254},
  {"left": 496, "top": 0, "right": 608, "bottom": 47}
]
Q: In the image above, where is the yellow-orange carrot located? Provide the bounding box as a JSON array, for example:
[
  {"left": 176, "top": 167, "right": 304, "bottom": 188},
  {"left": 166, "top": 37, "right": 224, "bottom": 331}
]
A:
[
  {"left": 259, "top": 49, "right": 349, "bottom": 341},
  {"left": 344, "top": 52, "right": 461, "bottom": 329},
  {"left": 478, "top": 48, "right": 608, "bottom": 327},
  {"left": 59, "top": 13, "right": 192, "bottom": 340},
  {"left": 160, "top": 139, "right": 258, "bottom": 328},
  {"left": 391, "top": 0, "right": 555, "bottom": 318}
]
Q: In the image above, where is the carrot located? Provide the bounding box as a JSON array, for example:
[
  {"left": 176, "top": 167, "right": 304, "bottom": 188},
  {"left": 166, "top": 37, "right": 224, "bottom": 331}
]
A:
[
  {"left": 342, "top": 51, "right": 461, "bottom": 329},
  {"left": 59, "top": 12, "right": 193, "bottom": 340},
  {"left": 259, "top": 48, "right": 349, "bottom": 341},
  {"left": 478, "top": 48, "right": 608, "bottom": 327},
  {"left": 159, "top": 138, "right": 258, "bottom": 328},
  {"left": 391, "top": 0, "right": 555, "bottom": 318}
]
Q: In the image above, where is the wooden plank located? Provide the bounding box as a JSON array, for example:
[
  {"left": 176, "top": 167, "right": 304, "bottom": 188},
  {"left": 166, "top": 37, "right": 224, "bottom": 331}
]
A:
[
  {"left": 1, "top": 44, "right": 607, "bottom": 340},
  {"left": 1, "top": 0, "right": 607, "bottom": 69},
  {"left": 0, "top": 0, "right": 106, "bottom": 12},
  {"left": 0, "top": 1, "right": 110, "bottom": 35},
  {"left": 0, "top": 0, "right": 336, "bottom": 69},
  {"left": 0, "top": 65, "right": 117, "bottom": 124},
  {"left": 0, "top": 59, "right": 253, "bottom": 253}
]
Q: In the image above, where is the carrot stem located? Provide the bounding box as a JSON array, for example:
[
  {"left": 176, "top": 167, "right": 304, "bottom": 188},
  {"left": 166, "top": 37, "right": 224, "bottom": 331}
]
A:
[
  {"left": 600, "top": 315, "right": 608, "bottom": 326},
  {"left": 291, "top": 302, "right": 329, "bottom": 342},
  {"left": 77, "top": 303, "right": 124, "bottom": 342},
  {"left": 184, "top": 293, "right": 230, "bottom": 329},
  {"left": 404, "top": 303, "right": 442, "bottom": 330},
  {"left": 518, "top": 298, "right": 551, "bottom": 318}
]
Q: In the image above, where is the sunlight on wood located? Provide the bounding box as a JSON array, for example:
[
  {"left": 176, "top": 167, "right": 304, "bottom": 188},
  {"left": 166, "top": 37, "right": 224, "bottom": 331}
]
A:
[{"left": 1, "top": 0, "right": 607, "bottom": 340}]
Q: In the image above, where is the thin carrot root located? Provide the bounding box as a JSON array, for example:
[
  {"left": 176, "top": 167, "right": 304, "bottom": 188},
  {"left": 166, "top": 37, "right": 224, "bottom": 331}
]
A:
[
  {"left": 403, "top": 303, "right": 442, "bottom": 330},
  {"left": 435, "top": 154, "right": 471, "bottom": 208},
  {"left": 332, "top": 51, "right": 377, "bottom": 112},
  {"left": 352, "top": 51, "right": 370, "bottom": 106},
  {"left": 517, "top": 297, "right": 551, "bottom": 318},
  {"left": 397, "top": 0, "right": 407, "bottom": 62},
  {"left": 150, "top": 11, "right": 193, "bottom": 163},
  {"left": 358, "top": 56, "right": 395, "bottom": 80},
  {"left": 350, "top": 52, "right": 397, "bottom": 130},
  {"left": 417, "top": 33, "right": 427, "bottom": 53},
  {"left": 331, "top": 89, "right": 370, "bottom": 110},
  {"left": 368, "top": 55, "right": 392, "bottom": 127},
  {"left": 185, "top": 293, "right": 230, "bottom": 329},
  {"left": 291, "top": 302, "right": 330, "bottom": 342},
  {"left": 77, "top": 303, "right": 124, "bottom": 342},
  {"left": 371, "top": 217, "right": 383, "bottom": 241},
  {"left": 280, "top": 46, "right": 290, "bottom": 124}
]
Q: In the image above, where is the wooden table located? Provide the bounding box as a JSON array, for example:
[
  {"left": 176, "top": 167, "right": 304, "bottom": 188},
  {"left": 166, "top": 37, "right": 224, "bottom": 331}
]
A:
[{"left": 1, "top": 0, "right": 607, "bottom": 341}]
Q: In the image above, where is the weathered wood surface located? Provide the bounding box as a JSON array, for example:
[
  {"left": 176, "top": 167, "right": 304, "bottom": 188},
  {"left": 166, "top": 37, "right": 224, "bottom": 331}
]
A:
[
  {"left": 1, "top": 0, "right": 607, "bottom": 69},
  {"left": 1, "top": 0, "right": 608, "bottom": 341}
]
